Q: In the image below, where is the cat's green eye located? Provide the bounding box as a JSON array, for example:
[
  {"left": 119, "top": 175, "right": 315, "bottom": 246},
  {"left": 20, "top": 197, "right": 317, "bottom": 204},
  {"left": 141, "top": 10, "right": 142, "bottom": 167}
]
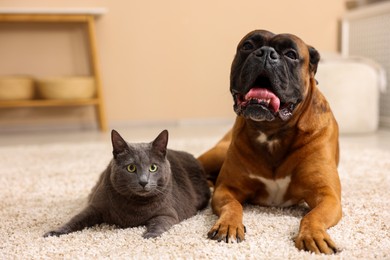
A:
[
  {"left": 149, "top": 164, "right": 158, "bottom": 173},
  {"left": 127, "top": 164, "right": 137, "bottom": 173}
]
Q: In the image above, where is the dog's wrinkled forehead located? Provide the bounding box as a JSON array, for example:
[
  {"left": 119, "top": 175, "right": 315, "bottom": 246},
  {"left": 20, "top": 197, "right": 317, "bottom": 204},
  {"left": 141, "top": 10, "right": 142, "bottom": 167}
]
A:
[
  {"left": 237, "top": 30, "right": 310, "bottom": 58},
  {"left": 237, "top": 29, "right": 274, "bottom": 46}
]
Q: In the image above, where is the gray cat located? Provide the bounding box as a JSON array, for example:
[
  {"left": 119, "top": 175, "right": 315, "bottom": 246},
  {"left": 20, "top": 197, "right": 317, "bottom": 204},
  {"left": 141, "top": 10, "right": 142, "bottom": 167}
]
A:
[{"left": 44, "top": 129, "right": 210, "bottom": 238}]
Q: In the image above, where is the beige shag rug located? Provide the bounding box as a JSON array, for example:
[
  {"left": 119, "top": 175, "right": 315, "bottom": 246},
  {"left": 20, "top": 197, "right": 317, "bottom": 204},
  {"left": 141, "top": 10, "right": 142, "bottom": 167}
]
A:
[{"left": 0, "top": 137, "right": 389, "bottom": 259}]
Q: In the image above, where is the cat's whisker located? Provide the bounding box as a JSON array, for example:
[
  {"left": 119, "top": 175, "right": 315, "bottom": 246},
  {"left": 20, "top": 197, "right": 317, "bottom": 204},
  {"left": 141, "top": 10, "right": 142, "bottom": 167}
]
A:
[{"left": 153, "top": 187, "right": 167, "bottom": 195}]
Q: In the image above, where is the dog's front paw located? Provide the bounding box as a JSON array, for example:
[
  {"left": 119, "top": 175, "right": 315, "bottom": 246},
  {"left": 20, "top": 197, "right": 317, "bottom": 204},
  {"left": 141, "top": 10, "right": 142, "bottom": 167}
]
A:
[
  {"left": 295, "top": 228, "right": 337, "bottom": 254},
  {"left": 207, "top": 219, "right": 246, "bottom": 243}
]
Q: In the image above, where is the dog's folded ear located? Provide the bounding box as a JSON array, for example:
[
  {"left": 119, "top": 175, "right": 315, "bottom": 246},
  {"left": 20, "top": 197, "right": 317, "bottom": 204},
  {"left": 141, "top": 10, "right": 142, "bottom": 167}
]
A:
[{"left": 308, "top": 46, "right": 320, "bottom": 76}]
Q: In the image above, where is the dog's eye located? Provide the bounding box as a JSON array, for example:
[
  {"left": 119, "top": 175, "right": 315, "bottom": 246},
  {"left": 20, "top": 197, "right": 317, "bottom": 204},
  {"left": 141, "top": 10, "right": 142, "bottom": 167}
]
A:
[
  {"left": 242, "top": 42, "right": 254, "bottom": 51},
  {"left": 284, "top": 50, "right": 298, "bottom": 60}
]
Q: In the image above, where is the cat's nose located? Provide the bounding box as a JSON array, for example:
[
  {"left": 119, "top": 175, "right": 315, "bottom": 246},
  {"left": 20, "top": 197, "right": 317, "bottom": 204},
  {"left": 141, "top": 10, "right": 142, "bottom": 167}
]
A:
[{"left": 139, "top": 180, "right": 148, "bottom": 188}]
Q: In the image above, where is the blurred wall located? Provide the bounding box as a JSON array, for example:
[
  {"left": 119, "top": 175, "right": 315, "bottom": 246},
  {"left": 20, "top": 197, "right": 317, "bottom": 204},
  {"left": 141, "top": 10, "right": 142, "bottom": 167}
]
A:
[{"left": 0, "top": 1, "right": 346, "bottom": 130}]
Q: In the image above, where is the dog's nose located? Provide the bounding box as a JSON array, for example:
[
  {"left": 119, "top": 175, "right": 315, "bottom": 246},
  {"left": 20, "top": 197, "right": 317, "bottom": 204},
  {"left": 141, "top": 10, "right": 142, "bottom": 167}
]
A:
[{"left": 255, "top": 46, "right": 278, "bottom": 60}]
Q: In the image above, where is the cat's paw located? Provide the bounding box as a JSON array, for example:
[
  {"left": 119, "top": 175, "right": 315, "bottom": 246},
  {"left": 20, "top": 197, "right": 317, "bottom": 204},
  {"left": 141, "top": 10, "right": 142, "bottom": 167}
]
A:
[
  {"left": 142, "top": 231, "right": 161, "bottom": 239},
  {"left": 43, "top": 230, "right": 66, "bottom": 237}
]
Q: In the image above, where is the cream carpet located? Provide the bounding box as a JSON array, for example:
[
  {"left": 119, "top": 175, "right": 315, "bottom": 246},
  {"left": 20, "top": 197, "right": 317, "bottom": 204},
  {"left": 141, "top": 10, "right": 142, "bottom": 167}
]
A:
[{"left": 0, "top": 137, "right": 389, "bottom": 259}]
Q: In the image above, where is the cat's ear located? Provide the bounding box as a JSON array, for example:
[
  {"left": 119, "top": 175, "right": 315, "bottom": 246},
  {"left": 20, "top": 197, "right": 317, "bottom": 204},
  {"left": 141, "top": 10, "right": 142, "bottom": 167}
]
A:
[
  {"left": 152, "top": 130, "right": 168, "bottom": 157},
  {"left": 111, "top": 129, "right": 129, "bottom": 159}
]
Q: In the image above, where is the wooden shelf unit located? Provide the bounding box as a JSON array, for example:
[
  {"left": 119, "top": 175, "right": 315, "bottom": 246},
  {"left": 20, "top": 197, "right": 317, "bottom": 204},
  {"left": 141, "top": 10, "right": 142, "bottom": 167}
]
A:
[
  {"left": 0, "top": 98, "right": 100, "bottom": 108},
  {"left": 0, "top": 9, "right": 108, "bottom": 131}
]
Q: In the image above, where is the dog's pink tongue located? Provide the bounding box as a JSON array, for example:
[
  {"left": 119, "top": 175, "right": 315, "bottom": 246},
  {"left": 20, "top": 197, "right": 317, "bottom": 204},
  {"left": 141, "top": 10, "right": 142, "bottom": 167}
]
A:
[{"left": 245, "top": 88, "right": 280, "bottom": 112}]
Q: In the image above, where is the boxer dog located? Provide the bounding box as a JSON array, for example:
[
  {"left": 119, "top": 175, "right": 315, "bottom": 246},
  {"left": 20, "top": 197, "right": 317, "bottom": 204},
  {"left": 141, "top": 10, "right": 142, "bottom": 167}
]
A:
[{"left": 198, "top": 30, "right": 342, "bottom": 254}]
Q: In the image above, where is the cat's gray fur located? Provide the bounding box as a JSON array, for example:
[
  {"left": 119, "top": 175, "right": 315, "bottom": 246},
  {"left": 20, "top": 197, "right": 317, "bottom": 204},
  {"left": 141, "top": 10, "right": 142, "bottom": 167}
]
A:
[{"left": 44, "top": 129, "right": 210, "bottom": 238}]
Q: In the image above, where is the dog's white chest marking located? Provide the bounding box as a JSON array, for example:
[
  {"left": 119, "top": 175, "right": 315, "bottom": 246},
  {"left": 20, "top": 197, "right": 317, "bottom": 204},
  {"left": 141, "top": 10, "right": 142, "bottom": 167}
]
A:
[
  {"left": 256, "top": 132, "right": 279, "bottom": 152},
  {"left": 257, "top": 132, "right": 268, "bottom": 143},
  {"left": 248, "top": 174, "right": 292, "bottom": 206}
]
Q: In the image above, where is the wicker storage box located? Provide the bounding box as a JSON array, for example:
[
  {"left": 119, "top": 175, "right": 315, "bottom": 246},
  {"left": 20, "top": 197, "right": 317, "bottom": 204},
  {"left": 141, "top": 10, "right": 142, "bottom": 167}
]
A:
[
  {"left": 37, "top": 77, "right": 95, "bottom": 100},
  {"left": 0, "top": 76, "right": 34, "bottom": 100}
]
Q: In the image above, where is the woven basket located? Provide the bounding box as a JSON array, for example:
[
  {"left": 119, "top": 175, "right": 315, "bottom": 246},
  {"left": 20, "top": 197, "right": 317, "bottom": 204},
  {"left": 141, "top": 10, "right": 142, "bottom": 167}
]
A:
[
  {"left": 37, "top": 77, "right": 95, "bottom": 100},
  {"left": 0, "top": 76, "right": 34, "bottom": 100}
]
